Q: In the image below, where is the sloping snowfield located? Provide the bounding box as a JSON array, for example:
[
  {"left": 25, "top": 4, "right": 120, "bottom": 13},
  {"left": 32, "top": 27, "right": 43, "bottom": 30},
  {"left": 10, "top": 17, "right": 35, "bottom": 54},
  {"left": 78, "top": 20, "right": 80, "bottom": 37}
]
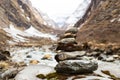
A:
[{"left": 3, "top": 24, "right": 58, "bottom": 42}]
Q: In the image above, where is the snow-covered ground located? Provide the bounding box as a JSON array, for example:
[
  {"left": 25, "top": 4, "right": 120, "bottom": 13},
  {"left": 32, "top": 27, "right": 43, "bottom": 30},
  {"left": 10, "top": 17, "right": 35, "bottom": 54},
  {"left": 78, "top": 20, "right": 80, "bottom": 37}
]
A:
[
  {"left": 3, "top": 24, "right": 58, "bottom": 42},
  {"left": 29, "top": 0, "right": 91, "bottom": 28}
]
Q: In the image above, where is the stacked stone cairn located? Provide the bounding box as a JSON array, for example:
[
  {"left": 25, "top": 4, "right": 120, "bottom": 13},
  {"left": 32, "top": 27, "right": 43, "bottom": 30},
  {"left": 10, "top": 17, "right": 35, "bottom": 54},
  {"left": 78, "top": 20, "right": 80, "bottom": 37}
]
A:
[
  {"left": 55, "top": 27, "right": 98, "bottom": 74},
  {"left": 56, "top": 27, "right": 81, "bottom": 52}
]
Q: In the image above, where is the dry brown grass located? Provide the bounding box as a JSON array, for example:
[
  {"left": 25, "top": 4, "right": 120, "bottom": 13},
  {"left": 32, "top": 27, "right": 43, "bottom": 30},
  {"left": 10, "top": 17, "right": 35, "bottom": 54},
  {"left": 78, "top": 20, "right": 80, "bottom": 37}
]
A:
[
  {"left": 76, "top": 0, "right": 120, "bottom": 48},
  {"left": 0, "top": 29, "right": 11, "bottom": 50},
  {"left": 13, "top": 36, "right": 55, "bottom": 47}
]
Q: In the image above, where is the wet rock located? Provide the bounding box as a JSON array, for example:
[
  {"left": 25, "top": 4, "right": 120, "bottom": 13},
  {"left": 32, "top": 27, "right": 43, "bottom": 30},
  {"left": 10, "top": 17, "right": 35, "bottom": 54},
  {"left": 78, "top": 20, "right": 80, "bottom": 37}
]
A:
[
  {"left": 55, "top": 60, "right": 98, "bottom": 74},
  {"left": 65, "top": 27, "right": 78, "bottom": 34}
]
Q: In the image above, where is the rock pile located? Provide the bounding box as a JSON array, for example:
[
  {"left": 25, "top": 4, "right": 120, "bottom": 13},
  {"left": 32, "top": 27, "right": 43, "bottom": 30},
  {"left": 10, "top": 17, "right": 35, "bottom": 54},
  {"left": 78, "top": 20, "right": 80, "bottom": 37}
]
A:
[
  {"left": 55, "top": 27, "right": 98, "bottom": 74},
  {"left": 55, "top": 60, "right": 98, "bottom": 74},
  {"left": 56, "top": 27, "right": 82, "bottom": 51}
]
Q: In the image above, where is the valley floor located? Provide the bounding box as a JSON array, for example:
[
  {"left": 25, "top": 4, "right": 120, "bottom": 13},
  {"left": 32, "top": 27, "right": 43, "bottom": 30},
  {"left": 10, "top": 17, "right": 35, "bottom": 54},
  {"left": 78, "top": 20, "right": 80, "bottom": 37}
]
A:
[{"left": 0, "top": 45, "right": 120, "bottom": 80}]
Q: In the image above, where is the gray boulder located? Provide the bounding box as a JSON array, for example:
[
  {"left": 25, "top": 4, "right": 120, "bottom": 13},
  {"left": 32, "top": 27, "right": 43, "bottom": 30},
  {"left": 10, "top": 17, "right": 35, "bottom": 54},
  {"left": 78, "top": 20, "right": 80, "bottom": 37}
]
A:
[
  {"left": 65, "top": 27, "right": 78, "bottom": 34},
  {"left": 56, "top": 38, "right": 80, "bottom": 51},
  {"left": 55, "top": 60, "right": 98, "bottom": 74},
  {"left": 58, "top": 38, "right": 77, "bottom": 44},
  {"left": 55, "top": 51, "right": 86, "bottom": 62}
]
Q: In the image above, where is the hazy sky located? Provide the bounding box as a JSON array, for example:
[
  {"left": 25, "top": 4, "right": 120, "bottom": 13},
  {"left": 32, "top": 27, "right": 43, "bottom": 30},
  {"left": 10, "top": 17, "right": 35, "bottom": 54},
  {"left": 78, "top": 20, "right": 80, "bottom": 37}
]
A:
[{"left": 30, "top": 0, "right": 84, "bottom": 17}]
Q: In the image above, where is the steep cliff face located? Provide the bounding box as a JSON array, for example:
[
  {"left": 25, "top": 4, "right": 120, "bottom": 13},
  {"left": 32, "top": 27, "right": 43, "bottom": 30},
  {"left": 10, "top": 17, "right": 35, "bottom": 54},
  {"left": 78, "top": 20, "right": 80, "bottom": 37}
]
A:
[
  {"left": 0, "top": 0, "right": 58, "bottom": 47},
  {"left": 0, "top": 0, "right": 54, "bottom": 32},
  {"left": 76, "top": 0, "right": 120, "bottom": 47}
]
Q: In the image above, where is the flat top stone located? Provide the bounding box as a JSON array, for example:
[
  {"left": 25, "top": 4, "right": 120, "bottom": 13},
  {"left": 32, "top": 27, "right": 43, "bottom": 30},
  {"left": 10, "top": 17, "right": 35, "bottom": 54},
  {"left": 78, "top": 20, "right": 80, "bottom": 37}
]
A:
[{"left": 58, "top": 38, "right": 76, "bottom": 44}]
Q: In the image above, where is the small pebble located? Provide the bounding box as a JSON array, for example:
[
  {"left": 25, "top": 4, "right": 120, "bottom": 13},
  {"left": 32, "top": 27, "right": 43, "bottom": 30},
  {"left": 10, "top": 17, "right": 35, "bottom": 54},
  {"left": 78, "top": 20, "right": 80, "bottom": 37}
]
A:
[
  {"left": 30, "top": 60, "right": 39, "bottom": 64},
  {"left": 26, "top": 55, "right": 32, "bottom": 58}
]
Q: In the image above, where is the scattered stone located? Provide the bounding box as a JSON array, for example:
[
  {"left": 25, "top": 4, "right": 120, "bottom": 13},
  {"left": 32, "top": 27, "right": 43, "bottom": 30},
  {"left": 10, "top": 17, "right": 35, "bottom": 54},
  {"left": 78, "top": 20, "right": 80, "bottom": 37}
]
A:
[
  {"left": 113, "top": 55, "right": 119, "bottom": 58},
  {"left": 29, "top": 60, "right": 39, "bottom": 64},
  {"left": 106, "top": 57, "right": 114, "bottom": 62},
  {"left": 55, "top": 60, "right": 98, "bottom": 74},
  {"left": 0, "top": 61, "right": 9, "bottom": 70},
  {"left": 42, "top": 54, "right": 52, "bottom": 60},
  {"left": 17, "top": 62, "right": 26, "bottom": 67},
  {"left": 26, "top": 55, "right": 32, "bottom": 58},
  {"left": 1, "top": 68, "right": 24, "bottom": 80}
]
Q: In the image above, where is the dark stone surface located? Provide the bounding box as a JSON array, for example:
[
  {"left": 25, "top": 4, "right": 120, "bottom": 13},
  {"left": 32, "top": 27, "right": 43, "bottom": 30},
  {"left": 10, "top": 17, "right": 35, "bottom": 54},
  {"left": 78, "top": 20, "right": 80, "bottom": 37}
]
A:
[
  {"left": 55, "top": 60, "right": 98, "bottom": 74},
  {"left": 0, "top": 53, "right": 7, "bottom": 61},
  {"left": 56, "top": 38, "right": 82, "bottom": 51},
  {"left": 0, "top": 51, "right": 10, "bottom": 61}
]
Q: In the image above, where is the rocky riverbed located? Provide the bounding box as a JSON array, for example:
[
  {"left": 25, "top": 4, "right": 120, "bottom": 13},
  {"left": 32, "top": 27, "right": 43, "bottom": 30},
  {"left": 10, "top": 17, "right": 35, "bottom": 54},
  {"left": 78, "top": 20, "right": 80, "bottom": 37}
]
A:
[
  {"left": 0, "top": 27, "right": 120, "bottom": 80},
  {"left": 0, "top": 45, "right": 120, "bottom": 80}
]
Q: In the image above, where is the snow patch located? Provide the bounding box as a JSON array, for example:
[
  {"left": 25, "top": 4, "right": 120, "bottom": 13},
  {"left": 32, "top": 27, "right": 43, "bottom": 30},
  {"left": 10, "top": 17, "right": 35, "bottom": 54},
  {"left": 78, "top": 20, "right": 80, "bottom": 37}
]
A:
[
  {"left": 4, "top": 24, "right": 58, "bottom": 42},
  {"left": 25, "top": 26, "right": 58, "bottom": 40},
  {"left": 4, "top": 24, "right": 26, "bottom": 42}
]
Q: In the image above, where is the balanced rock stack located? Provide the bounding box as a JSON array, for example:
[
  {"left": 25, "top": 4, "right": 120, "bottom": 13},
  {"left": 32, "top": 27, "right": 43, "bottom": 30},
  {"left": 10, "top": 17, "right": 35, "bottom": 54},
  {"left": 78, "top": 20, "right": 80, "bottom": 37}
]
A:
[
  {"left": 56, "top": 27, "right": 82, "bottom": 51},
  {"left": 55, "top": 27, "right": 98, "bottom": 74}
]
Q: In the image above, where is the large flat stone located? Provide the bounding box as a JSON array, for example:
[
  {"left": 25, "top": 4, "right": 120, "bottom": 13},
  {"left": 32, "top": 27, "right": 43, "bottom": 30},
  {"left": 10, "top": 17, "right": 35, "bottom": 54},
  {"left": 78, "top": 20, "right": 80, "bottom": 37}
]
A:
[{"left": 55, "top": 60, "right": 98, "bottom": 74}]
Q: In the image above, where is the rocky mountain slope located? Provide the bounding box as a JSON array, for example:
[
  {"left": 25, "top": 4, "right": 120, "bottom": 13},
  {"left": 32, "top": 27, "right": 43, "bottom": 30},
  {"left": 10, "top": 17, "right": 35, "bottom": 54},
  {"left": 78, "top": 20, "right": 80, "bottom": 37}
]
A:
[
  {"left": 76, "top": 0, "right": 120, "bottom": 49},
  {"left": 0, "top": 0, "right": 59, "bottom": 48},
  {"left": 63, "top": 0, "right": 91, "bottom": 29}
]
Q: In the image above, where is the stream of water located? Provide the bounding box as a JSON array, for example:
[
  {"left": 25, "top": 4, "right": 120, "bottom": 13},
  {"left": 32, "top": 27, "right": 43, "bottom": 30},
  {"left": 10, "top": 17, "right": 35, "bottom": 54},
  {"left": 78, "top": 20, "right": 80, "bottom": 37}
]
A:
[{"left": 9, "top": 45, "right": 57, "bottom": 67}]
